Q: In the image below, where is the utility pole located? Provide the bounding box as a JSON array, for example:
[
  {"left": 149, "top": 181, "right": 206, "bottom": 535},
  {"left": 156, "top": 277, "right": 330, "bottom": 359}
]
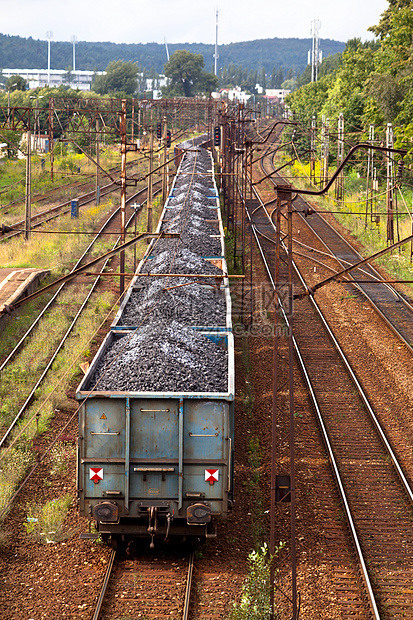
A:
[
  {"left": 365, "top": 124, "right": 375, "bottom": 226},
  {"left": 71, "top": 35, "right": 77, "bottom": 73},
  {"left": 25, "top": 130, "right": 31, "bottom": 241},
  {"left": 310, "top": 116, "right": 316, "bottom": 184},
  {"left": 214, "top": 7, "right": 220, "bottom": 76},
  {"left": 49, "top": 98, "right": 54, "bottom": 181},
  {"left": 96, "top": 119, "right": 100, "bottom": 206},
  {"left": 320, "top": 115, "right": 329, "bottom": 185},
  {"left": 162, "top": 117, "right": 168, "bottom": 206},
  {"left": 335, "top": 113, "right": 344, "bottom": 202},
  {"left": 386, "top": 123, "right": 395, "bottom": 245},
  {"left": 147, "top": 128, "right": 154, "bottom": 237},
  {"left": 120, "top": 99, "right": 127, "bottom": 295}
]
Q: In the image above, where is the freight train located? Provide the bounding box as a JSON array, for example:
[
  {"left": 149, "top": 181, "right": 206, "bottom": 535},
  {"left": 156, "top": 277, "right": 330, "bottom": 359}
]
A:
[{"left": 76, "top": 136, "right": 234, "bottom": 547}]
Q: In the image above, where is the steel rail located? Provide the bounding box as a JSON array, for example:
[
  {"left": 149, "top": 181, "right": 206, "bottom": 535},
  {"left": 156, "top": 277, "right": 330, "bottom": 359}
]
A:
[
  {"left": 1, "top": 182, "right": 118, "bottom": 242},
  {"left": 0, "top": 182, "right": 161, "bottom": 373},
  {"left": 92, "top": 549, "right": 117, "bottom": 620},
  {"left": 262, "top": 149, "right": 413, "bottom": 354},
  {"left": 244, "top": 178, "right": 413, "bottom": 618},
  {"left": 182, "top": 551, "right": 195, "bottom": 620},
  {"left": 244, "top": 187, "right": 381, "bottom": 617},
  {"left": 1, "top": 155, "right": 155, "bottom": 241},
  {"left": 0, "top": 187, "right": 162, "bottom": 447}
]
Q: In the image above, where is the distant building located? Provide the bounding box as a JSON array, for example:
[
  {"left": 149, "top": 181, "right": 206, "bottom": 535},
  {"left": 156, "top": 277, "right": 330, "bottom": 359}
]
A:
[
  {"left": 2, "top": 68, "right": 101, "bottom": 90},
  {"left": 214, "top": 87, "right": 252, "bottom": 103},
  {"left": 2, "top": 68, "right": 167, "bottom": 96},
  {"left": 264, "top": 89, "right": 290, "bottom": 104}
]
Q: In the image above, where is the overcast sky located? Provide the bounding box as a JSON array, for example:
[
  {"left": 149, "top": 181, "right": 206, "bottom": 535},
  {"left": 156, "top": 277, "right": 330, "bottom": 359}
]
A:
[{"left": 1, "top": 0, "right": 389, "bottom": 45}]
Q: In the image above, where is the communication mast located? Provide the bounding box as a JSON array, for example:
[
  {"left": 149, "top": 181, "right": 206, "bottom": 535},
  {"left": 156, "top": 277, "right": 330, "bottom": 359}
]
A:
[
  {"left": 309, "top": 20, "right": 322, "bottom": 82},
  {"left": 46, "top": 31, "right": 53, "bottom": 85},
  {"left": 213, "top": 7, "right": 219, "bottom": 76},
  {"left": 164, "top": 37, "right": 170, "bottom": 62},
  {"left": 71, "top": 35, "right": 77, "bottom": 72}
]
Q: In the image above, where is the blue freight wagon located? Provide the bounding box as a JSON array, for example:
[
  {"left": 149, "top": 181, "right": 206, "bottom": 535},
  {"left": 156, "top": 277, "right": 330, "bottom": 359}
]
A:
[{"left": 76, "top": 331, "right": 234, "bottom": 546}]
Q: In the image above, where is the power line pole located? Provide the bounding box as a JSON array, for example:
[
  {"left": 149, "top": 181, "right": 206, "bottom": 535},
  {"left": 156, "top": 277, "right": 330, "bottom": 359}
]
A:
[
  {"left": 71, "top": 35, "right": 77, "bottom": 73},
  {"left": 120, "top": 99, "right": 127, "bottom": 295},
  {"left": 25, "top": 130, "right": 31, "bottom": 241},
  {"left": 147, "top": 128, "right": 154, "bottom": 237},
  {"left": 335, "top": 113, "right": 344, "bottom": 202},
  {"left": 386, "top": 123, "right": 395, "bottom": 245},
  {"left": 310, "top": 116, "right": 316, "bottom": 184},
  {"left": 96, "top": 119, "right": 100, "bottom": 206},
  {"left": 320, "top": 115, "right": 329, "bottom": 185},
  {"left": 162, "top": 117, "right": 168, "bottom": 206},
  {"left": 365, "top": 124, "right": 375, "bottom": 226}
]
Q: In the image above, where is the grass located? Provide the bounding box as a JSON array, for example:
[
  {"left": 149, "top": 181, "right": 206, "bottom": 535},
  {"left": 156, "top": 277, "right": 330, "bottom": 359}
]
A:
[
  {"left": 285, "top": 157, "right": 413, "bottom": 292},
  {"left": 0, "top": 194, "right": 125, "bottom": 525},
  {"left": 2, "top": 198, "right": 114, "bottom": 273},
  {"left": 0, "top": 147, "right": 121, "bottom": 222},
  {"left": 24, "top": 494, "right": 73, "bottom": 544},
  {"left": 0, "top": 149, "right": 162, "bottom": 527}
]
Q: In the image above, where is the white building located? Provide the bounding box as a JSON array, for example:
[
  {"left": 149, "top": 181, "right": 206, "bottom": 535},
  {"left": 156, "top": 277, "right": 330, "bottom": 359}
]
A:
[
  {"left": 264, "top": 89, "right": 290, "bottom": 104},
  {"left": 2, "top": 68, "right": 103, "bottom": 91},
  {"left": 214, "top": 87, "right": 252, "bottom": 103}
]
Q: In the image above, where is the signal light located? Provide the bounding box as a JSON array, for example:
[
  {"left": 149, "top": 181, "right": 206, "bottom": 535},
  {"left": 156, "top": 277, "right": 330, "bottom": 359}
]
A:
[
  {"left": 166, "top": 130, "right": 171, "bottom": 148},
  {"left": 157, "top": 122, "right": 162, "bottom": 139},
  {"left": 214, "top": 126, "right": 220, "bottom": 146}
]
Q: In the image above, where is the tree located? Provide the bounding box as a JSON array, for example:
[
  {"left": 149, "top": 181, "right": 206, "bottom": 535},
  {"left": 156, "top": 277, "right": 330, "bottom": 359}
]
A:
[
  {"left": 6, "top": 75, "right": 27, "bottom": 91},
  {"left": 198, "top": 72, "right": 219, "bottom": 95},
  {"left": 164, "top": 50, "right": 205, "bottom": 97},
  {"left": 369, "top": 0, "right": 412, "bottom": 39},
  {"left": 92, "top": 61, "right": 138, "bottom": 96}
]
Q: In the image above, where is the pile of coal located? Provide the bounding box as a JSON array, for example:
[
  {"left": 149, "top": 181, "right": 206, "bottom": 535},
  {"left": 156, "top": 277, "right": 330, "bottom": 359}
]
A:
[{"left": 90, "top": 321, "right": 228, "bottom": 393}]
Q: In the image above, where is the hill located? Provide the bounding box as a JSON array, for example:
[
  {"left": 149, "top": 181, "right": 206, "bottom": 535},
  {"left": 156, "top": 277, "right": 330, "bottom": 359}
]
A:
[{"left": 0, "top": 33, "right": 345, "bottom": 75}]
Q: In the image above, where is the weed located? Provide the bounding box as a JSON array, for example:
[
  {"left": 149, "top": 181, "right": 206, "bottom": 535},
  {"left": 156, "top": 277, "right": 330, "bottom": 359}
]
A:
[
  {"left": 0, "top": 447, "right": 34, "bottom": 517},
  {"left": 229, "top": 542, "right": 286, "bottom": 620},
  {"left": 48, "top": 441, "right": 76, "bottom": 476},
  {"left": 24, "top": 494, "right": 72, "bottom": 543}
]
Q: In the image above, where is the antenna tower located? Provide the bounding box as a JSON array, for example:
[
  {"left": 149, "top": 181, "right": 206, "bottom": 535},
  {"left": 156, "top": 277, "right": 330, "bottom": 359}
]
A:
[
  {"left": 214, "top": 7, "right": 219, "bottom": 76},
  {"left": 310, "top": 20, "right": 321, "bottom": 82}
]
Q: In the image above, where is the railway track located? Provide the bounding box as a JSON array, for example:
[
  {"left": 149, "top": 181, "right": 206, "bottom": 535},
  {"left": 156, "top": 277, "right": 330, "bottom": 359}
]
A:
[
  {"left": 247, "top": 183, "right": 413, "bottom": 618},
  {"left": 0, "top": 181, "right": 162, "bottom": 448},
  {"left": 1, "top": 127, "right": 193, "bottom": 242},
  {"left": 260, "top": 147, "right": 413, "bottom": 353},
  {"left": 93, "top": 546, "right": 194, "bottom": 620}
]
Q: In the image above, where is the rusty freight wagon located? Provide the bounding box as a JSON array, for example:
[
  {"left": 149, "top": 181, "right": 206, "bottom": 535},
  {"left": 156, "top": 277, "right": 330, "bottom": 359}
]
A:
[{"left": 76, "top": 141, "right": 234, "bottom": 546}]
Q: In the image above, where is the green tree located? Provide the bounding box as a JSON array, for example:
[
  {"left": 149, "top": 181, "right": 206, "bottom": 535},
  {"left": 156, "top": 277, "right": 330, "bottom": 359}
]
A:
[
  {"left": 198, "top": 72, "right": 219, "bottom": 95},
  {"left": 92, "top": 61, "right": 138, "bottom": 96},
  {"left": 164, "top": 50, "right": 205, "bottom": 97},
  {"left": 6, "top": 75, "right": 27, "bottom": 91},
  {"left": 368, "top": 0, "right": 412, "bottom": 39}
]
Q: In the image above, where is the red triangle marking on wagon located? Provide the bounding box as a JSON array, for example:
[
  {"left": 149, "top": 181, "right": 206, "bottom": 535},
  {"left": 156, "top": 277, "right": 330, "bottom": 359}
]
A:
[
  {"left": 89, "top": 467, "right": 103, "bottom": 483},
  {"left": 205, "top": 469, "right": 219, "bottom": 484}
]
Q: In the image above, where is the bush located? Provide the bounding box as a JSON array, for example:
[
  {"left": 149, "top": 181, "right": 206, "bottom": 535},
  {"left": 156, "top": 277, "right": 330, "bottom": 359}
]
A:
[{"left": 230, "top": 541, "right": 286, "bottom": 620}]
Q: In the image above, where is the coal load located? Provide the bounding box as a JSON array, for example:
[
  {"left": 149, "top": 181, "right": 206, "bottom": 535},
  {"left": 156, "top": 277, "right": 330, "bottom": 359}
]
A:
[
  {"left": 119, "top": 249, "right": 225, "bottom": 327},
  {"left": 140, "top": 247, "right": 223, "bottom": 277},
  {"left": 154, "top": 167, "right": 222, "bottom": 257},
  {"left": 90, "top": 321, "right": 228, "bottom": 393}
]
